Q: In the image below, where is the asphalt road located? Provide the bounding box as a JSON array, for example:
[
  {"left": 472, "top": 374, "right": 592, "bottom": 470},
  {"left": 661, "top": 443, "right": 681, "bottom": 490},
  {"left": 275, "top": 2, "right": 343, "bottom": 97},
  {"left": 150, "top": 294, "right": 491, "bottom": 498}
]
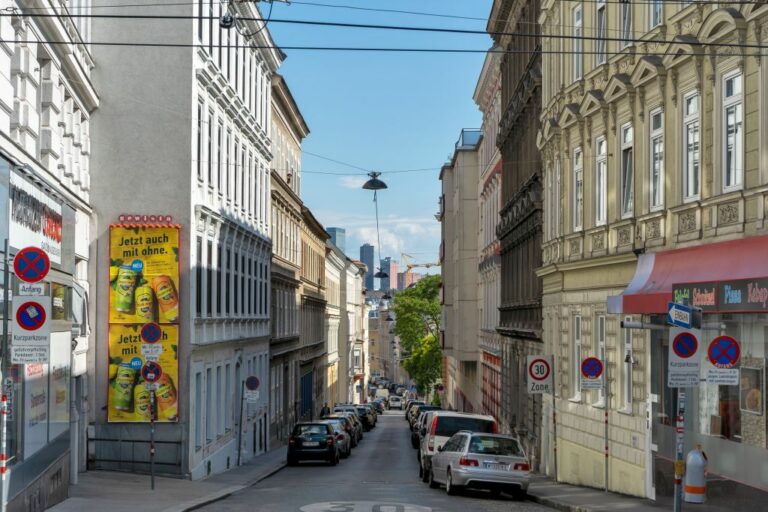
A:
[{"left": 199, "top": 410, "right": 555, "bottom": 512}]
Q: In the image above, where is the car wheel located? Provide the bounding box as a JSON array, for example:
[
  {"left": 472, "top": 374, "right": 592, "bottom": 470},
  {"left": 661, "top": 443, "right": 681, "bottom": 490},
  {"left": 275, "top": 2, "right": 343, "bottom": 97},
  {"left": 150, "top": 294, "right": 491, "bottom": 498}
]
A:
[
  {"left": 446, "top": 469, "right": 462, "bottom": 496},
  {"left": 428, "top": 468, "right": 439, "bottom": 489},
  {"left": 287, "top": 456, "right": 298, "bottom": 467}
]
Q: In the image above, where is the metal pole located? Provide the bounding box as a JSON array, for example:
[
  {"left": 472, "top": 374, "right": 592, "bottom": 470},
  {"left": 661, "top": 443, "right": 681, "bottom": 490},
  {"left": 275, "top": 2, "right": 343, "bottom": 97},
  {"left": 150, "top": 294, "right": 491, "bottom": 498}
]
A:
[
  {"left": 237, "top": 380, "right": 245, "bottom": 467},
  {"left": 604, "top": 361, "right": 609, "bottom": 492},
  {"left": 551, "top": 355, "right": 558, "bottom": 482},
  {"left": 673, "top": 390, "right": 686, "bottom": 512},
  {"left": 1, "top": 239, "right": 9, "bottom": 512},
  {"left": 150, "top": 388, "right": 156, "bottom": 491}
]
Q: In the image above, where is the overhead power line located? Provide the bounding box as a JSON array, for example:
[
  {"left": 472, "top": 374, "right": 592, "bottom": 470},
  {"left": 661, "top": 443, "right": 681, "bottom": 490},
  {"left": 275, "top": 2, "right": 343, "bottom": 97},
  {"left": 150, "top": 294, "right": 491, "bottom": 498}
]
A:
[{"left": 6, "top": 12, "right": 768, "bottom": 53}]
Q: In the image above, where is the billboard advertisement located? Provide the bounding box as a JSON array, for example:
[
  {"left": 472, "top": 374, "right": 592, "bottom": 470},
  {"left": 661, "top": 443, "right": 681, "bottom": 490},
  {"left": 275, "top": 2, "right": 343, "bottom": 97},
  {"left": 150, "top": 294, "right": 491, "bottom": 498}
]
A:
[
  {"left": 108, "top": 223, "right": 180, "bottom": 423},
  {"left": 107, "top": 324, "right": 179, "bottom": 422},
  {"left": 109, "top": 225, "right": 179, "bottom": 324}
]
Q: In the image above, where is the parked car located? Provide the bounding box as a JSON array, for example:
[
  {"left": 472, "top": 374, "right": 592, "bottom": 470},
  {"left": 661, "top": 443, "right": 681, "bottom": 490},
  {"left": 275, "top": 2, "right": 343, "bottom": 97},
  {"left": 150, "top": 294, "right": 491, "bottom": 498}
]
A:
[
  {"left": 331, "top": 410, "right": 364, "bottom": 444},
  {"left": 287, "top": 422, "right": 340, "bottom": 466},
  {"left": 355, "top": 405, "right": 375, "bottom": 431},
  {"left": 362, "top": 404, "right": 379, "bottom": 424},
  {"left": 418, "top": 412, "right": 497, "bottom": 483},
  {"left": 389, "top": 396, "right": 403, "bottom": 410},
  {"left": 322, "top": 414, "right": 358, "bottom": 448},
  {"left": 428, "top": 432, "right": 530, "bottom": 499},
  {"left": 320, "top": 419, "right": 352, "bottom": 458},
  {"left": 371, "top": 400, "right": 385, "bottom": 414},
  {"left": 410, "top": 405, "right": 441, "bottom": 428},
  {"left": 396, "top": 386, "right": 407, "bottom": 396},
  {"left": 411, "top": 408, "right": 441, "bottom": 448},
  {"left": 405, "top": 400, "right": 425, "bottom": 421}
]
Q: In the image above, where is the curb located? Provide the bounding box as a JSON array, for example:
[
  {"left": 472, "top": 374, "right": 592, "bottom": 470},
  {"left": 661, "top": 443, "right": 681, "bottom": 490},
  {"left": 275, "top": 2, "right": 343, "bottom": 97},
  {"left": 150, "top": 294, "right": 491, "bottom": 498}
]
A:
[
  {"left": 163, "top": 461, "right": 287, "bottom": 512},
  {"left": 527, "top": 493, "right": 591, "bottom": 512}
]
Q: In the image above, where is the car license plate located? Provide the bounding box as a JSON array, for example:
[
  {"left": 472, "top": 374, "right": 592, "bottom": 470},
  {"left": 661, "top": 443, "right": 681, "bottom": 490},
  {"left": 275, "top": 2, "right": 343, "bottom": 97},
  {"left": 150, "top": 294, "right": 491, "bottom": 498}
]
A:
[
  {"left": 484, "top": 462, "right": 509, "bottom": 471},
  {"left": 303, "top": 441, "right": 320, "bottom": 447}
]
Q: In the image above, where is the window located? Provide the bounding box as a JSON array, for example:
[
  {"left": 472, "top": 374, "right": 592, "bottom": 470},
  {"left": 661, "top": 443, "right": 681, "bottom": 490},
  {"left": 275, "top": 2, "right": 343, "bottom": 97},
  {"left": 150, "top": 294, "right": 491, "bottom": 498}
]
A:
[
  {"left": 206, "top": 241, "right": 213, "bottom": 316},
  {"left": 225, "top": 364, "right": 232, "bottom": 431},
  {"left": 196, "top": 237, "right": 202, "bottom": 316},
  {"left": 197, "top": 100, "right": 204, "bottom": 180},
  {"left": 683, "top": 92, "right": 700, "bottom": 200},
  {"left": 573, "top": 5, "right": 583, "bottom": 80},
  {"left": 621, "top": 123, "right": 634, "bottom": 217},
  {"left": 650, "top": 0, "right": 663, "bottom": 29},
  {"left": 596, "top": 0, "right": 606, "bottom": 65},
  {"left": 622, "top": 316, "right": 633, "bottom": 411},
  {"left": 595, "top": 136, "right": 607, "bottom": 225},
  {"left": 205, "top": 367, "right": 213, "bottom": 442},
  {"left": 596, "top": 315, "right": 606, "bottom": 405},
  {"left": 573, "top": 148, "right": 583, "bottom": 231},
  {"left": 207, "top": 109, "right": 214, "bottom": 186},
  {"left": 216, "top": 365, "right": 223, "bottom": 437},
  {"left": 620, "top": 0, "right": 632, "bottom": 47},
  {"left": 650, "top": 109, "right": 664, "bottom": 210},
  {"left": 723, "top": 71, "right": 743, "bottom": 191},
  {"left": 353, "top": 349, "right": 362, "bottom": 369},
  {"left": 547, "top": 166, "right": 553, "bottom": 240},
  {"left": 572, "top": 315, "right": 582, "bottom": 399},
  {"left": 195, "top": 371, "right": 203, "bottom": 449},
  {"left": 217, "top": 120, "right": 223, "bottom": 192}
]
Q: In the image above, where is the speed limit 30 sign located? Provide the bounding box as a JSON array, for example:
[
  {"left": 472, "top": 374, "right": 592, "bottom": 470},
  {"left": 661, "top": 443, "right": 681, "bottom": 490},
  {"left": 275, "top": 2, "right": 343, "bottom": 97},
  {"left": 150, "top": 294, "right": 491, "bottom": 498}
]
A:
[{"left": 527, "top": 356, "right": 553, "bottom": 394}]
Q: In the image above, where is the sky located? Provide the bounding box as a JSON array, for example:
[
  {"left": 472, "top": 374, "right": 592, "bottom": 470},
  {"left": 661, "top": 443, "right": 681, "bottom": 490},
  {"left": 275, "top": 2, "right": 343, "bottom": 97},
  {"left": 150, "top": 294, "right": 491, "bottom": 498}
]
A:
[{"left": 265, "top": 0, "right": 494, "bottom": 269}]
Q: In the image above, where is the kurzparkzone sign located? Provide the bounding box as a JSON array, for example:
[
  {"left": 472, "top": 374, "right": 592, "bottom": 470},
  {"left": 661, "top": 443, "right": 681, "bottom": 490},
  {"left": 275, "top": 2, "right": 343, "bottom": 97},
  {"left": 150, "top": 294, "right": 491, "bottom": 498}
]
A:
[{"left": 527, "top": 356, "right": 553, "bottom": 394}]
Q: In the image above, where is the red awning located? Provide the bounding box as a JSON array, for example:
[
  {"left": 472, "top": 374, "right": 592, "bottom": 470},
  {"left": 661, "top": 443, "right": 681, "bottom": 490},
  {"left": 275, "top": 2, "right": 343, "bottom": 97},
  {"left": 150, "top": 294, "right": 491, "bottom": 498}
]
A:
[{"left": 607, "top": 235, "right": 768, "bottom": 314}]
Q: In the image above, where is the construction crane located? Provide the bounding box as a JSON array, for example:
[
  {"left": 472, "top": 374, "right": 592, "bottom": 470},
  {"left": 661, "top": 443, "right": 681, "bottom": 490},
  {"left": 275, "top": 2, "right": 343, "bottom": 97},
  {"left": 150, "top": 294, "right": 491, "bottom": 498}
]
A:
[{"left": 401, "top": 252, "right": 440, "bottom": 274}]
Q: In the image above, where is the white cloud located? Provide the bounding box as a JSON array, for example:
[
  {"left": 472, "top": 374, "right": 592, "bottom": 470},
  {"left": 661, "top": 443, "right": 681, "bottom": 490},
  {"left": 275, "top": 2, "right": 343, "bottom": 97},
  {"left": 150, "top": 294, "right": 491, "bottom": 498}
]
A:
[{"left": 338, "top": 176, "right": 368, "bottom": 189}]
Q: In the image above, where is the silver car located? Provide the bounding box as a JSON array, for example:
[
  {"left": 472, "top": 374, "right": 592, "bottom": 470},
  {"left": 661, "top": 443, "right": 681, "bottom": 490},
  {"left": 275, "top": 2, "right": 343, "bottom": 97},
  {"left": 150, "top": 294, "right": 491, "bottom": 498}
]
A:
[
  {"left": 428, "top": 432, "right": 530, "bottom": 499},
  {"left": 320, "top": 419, "right": 352, "bottom": 458}
]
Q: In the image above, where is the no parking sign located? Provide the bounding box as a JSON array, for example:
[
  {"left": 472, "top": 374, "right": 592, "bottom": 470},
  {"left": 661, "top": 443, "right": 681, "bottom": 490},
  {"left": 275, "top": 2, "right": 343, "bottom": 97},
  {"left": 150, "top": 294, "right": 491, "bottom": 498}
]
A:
[{"left": 668, "top": 327, "right": 702, "bottom": 388}]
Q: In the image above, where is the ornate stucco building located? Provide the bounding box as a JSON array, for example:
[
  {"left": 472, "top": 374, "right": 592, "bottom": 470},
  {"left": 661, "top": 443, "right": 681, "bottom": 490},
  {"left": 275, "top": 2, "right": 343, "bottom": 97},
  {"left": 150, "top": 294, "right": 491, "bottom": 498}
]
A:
[
  {"left": 538, "top": 0, "right": 768, "bottom": 503},
  {"left": 489, "top": 0, "right": 544, "bottom": 465}
]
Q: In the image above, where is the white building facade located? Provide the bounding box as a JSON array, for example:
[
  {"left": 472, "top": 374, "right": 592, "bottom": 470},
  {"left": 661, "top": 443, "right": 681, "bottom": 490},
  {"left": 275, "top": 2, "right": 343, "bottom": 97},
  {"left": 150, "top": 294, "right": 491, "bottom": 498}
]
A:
[
  {"left": 325, "top": 243, "right": 343, "bottom": 407},
  {"left": 0, "top": 1, "right": 96, "bottom": 508},
  {"left": 90, "top": 1, "right": 278, "bottom": 479}
]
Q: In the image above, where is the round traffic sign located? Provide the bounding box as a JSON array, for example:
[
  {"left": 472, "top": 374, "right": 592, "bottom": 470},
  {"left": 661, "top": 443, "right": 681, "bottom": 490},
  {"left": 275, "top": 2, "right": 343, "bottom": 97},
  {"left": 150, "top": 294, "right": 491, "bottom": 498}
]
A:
[
  {"left": 141, "top": 323, "right": 163, "bottom": 344},
  {"left": 245, "top": 376, "right": 260, "bottom": 391},
  {"left": 673, "top": 331, "right": 699, "bottom": 359},
  {"left": 529, "top": 358, "right": 551, "bottom": 381},
  {"left": 708, "top": 336, "right": 740, "bottom": 369},
  {"left": 14, "top": 247, "right": 50, "bottom": 283},
  {"left": 141, "top": 361, "right": 163, "bottom": 383},
  {"left": 16, "top": 301, "right": 47, "bottom": 331},
  {"left": 581, "top": 357, "right": 603, "bottom": 379}
]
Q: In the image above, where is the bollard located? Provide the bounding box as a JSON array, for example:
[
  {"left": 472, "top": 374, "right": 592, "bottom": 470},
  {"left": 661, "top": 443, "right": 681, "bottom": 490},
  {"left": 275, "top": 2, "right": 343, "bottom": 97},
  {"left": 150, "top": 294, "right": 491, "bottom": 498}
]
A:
[{"left": 684, "top": 444, "right": 708, "bottom": 503}]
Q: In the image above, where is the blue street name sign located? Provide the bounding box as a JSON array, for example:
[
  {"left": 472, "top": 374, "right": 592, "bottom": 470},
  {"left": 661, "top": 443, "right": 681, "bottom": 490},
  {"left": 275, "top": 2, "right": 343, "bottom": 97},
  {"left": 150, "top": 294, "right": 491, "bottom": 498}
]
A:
[{"left": 668, "top": 302, "right": 692, "bottom": 329}]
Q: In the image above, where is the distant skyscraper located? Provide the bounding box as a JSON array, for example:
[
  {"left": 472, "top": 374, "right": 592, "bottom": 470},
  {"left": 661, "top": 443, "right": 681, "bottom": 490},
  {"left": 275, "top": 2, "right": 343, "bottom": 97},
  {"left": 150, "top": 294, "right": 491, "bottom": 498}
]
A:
[
  {"left": 327, "top": 227, "right": 346, "bottom": 253},
  {"left": 360, "top": 243, "right": 374, "bottom": 290},
  {"left": 380, "top": 257, "right": 399, "bottom": 291},
  {"left": 398, "top": 271, "right": 425, "bottom": 290}
]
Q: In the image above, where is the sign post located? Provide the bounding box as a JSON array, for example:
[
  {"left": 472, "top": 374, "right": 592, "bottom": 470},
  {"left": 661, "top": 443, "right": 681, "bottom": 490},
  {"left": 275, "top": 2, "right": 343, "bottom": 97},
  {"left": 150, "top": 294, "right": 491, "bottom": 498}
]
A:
[
  {"left": 142, "top": 361, "right": 163, "bottom": 490},
  {"left": 0, "top": 240, "right": 8, "bottom": 512}
]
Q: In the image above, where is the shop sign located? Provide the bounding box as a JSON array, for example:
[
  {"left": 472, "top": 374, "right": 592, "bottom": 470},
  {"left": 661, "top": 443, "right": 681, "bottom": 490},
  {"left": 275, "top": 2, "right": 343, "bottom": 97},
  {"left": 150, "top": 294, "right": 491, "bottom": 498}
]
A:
[
  {"left": 668, "top": 327, "right": 702, "bottom": 388},
  {"left": 9, "top": 172, "right": 62, "bottom": 264},
  {"left": 673, "top": 277, "right": 768, "bottom": 313},
  {"left": 527, "top": 356, "right": 552, "bottom": 394}
]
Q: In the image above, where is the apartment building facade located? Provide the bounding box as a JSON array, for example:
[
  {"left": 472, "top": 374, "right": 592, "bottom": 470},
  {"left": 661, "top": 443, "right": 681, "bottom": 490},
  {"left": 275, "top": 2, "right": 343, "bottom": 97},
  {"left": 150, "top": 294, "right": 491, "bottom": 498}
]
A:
[
  {"left": 91, "top": 0, "right": 276, "bottom": 479},
  {"left": 489, "top": 0, "right": 544, "bottom": 463},
  {"left": 538, "top": 0, "right": 768, "bottom": 502},
  {"left": 269, "top": 74, "right": 308, "bottom": 446},
  {"left": 325, "top": 242, "right": 344, "bottom": 407}
]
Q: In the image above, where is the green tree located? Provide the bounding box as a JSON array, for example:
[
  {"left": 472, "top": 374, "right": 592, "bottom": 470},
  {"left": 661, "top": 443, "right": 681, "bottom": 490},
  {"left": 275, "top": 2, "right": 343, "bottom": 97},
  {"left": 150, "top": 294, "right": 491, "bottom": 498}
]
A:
[{"left": 392, "top": 275, "right": 442, "bottom": 394}]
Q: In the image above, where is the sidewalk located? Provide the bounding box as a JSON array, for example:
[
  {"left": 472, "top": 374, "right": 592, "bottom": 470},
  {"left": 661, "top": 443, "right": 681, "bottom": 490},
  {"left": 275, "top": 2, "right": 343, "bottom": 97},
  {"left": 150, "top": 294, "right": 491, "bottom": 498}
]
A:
[
  {"left": 527, "top": 475, "right": 733, "bottom": 512},
  {"left": 48, "top": 447, "right": 287, "bottom": 512}
]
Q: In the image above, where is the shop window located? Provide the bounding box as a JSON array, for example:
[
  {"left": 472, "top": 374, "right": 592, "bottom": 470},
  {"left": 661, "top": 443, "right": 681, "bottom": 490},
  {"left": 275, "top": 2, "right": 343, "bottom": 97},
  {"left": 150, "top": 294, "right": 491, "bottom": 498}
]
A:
[{"left": 51, "top": 282, "right": 71, "bottom": 321}]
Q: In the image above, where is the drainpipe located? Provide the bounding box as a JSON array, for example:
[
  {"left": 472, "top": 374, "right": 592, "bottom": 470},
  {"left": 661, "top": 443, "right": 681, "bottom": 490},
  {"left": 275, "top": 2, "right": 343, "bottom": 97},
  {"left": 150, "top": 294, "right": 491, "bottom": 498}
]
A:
[{"left": 70, "top": 372, "right": 79, "bottom": 485}]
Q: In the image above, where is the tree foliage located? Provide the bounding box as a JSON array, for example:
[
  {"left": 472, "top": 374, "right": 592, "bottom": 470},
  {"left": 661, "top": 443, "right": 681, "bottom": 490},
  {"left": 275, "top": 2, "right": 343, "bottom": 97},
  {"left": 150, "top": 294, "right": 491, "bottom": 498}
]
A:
[{"left": 392, "top": 275, "right": 442, "bottom": 394}]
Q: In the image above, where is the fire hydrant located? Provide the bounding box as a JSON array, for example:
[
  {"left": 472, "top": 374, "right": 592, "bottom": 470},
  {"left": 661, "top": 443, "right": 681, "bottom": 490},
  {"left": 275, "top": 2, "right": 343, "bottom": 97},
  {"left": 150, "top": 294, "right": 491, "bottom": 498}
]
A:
[{"left": 684, "top": 445, "right": 708, "bottom": 503}]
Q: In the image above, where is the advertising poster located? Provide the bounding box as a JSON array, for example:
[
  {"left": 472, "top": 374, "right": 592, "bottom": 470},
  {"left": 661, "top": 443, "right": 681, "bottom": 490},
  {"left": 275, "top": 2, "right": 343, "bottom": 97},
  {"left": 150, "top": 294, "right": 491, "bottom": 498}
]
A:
[
  {"left": 107, "top": 324, "right": 179, "bottom": 422},
  {"left": 109, "top": 225, "right": 180, "bottom": 324},
  {"left": 24, "top": 363, "right": 48, "bottom": 458},
  {"left": 49, "top": 332, "right": 71, "bottom": 440}
]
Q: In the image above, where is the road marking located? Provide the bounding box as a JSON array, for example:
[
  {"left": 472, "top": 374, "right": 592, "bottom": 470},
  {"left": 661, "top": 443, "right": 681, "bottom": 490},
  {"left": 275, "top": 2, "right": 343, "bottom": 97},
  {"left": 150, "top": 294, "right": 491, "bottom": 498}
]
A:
[{"left": 300, "top": 502, "right": 432, "bottom": 512}]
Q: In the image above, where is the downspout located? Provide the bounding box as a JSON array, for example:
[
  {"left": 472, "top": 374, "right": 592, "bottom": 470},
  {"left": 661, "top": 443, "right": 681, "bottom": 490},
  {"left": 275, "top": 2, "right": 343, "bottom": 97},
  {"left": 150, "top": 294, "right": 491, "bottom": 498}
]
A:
[{"left": 70, "top": 353, "right": 79, "bottom": 485}]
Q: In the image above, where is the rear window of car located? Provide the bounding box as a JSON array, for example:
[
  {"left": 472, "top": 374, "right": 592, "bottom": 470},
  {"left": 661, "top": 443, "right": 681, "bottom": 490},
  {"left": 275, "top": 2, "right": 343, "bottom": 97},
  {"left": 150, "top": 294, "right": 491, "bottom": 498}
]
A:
[
  {"left": 434, "top": 417, "right": 495, "bottom": 437},
  {"left": 293, "top": 424, "right": 329, "bottom": 435},
  {"left": 468, "top": 436, "right": 523, "bottom": 457}
]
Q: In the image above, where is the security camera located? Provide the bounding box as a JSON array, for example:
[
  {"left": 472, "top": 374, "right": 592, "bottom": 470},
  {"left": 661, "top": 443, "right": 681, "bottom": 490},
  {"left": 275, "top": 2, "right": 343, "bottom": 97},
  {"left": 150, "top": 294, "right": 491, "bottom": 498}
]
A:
[{"left": 220, "top": 13, "right": 236, "bottom": 30}]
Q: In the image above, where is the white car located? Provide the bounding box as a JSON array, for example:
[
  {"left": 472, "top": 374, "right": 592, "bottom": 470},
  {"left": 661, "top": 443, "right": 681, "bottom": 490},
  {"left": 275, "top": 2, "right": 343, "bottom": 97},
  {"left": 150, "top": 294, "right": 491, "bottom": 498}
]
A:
[{"left": 389, "top": 396, "right": 403, "bottom": 409}]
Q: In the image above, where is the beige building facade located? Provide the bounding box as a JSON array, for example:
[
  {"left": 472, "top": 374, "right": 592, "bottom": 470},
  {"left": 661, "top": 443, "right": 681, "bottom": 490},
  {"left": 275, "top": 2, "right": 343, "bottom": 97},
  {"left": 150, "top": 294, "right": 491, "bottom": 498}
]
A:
[{"left": 538, "top": 0, "right": 768, "bottom": 501}]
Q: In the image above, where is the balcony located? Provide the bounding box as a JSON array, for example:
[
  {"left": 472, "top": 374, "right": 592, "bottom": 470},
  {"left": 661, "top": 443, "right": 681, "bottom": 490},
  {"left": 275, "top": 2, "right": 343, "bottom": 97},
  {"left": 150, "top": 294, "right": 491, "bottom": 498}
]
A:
[{"left": 455, "top": 129, "right": 482, "bottom": 150}]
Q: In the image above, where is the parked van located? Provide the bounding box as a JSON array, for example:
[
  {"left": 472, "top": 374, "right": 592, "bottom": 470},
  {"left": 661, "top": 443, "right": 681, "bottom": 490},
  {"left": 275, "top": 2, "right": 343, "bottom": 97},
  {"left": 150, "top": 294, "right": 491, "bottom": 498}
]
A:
[{"left": 418, "top": 411, "right": 497, "bottom": 482}]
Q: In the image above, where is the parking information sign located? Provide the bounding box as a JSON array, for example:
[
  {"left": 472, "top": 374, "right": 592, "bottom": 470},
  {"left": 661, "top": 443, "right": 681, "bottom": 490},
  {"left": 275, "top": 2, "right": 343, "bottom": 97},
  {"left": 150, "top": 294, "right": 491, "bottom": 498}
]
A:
[
  {"left": 580, "top": 357, "right": 604, "bottom": 390},
  {"left": 706, "top": 335, "right": 740, "bottom": 386},
  {"left": 668, "top": 327, "right": 702, "bottom": 388},
  {"left": 11, "top": 296, "right": 51, "bottom": 363},
  {"left": 244, "top": 376, "right": 260, "bottom": 403},
  {"left": 527, "top": 356, "right": 552, "bottom": 394}
]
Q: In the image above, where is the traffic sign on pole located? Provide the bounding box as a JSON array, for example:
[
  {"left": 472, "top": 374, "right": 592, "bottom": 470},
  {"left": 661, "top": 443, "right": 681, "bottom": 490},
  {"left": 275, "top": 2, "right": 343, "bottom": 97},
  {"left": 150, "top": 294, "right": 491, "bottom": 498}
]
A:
[
  {"left": 706, "top": 335, "right": 740, "bottom": 386},
  {"left": 527, "top": 356, "right": 552, "bottom": 394},
  {"left": 667, "top": 302, "right": 692, "bottom": 329},
  {"left": 580, "top": 357, "right": 604, "bottom": 390},
  {"left": 13, "top": 247, "right": 49, "bottom": 284},
  {"left": 142, "top": 361, "right": 163, "bottom": 383},
  {"left": 668, "top": 327, "right": 701, "bottom": 388},
  {"left": 244, "top": 376, "right": 261, "bottom": 403},
  {"left": 11, "top": 296, "right": 50, "bottom": 364}
]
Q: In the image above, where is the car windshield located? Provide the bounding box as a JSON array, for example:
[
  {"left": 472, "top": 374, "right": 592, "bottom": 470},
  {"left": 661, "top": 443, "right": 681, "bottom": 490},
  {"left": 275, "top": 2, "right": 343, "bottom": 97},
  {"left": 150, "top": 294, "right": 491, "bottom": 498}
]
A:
[
  {"left": 434, "top": 417, "right": 495, "bottom": 437},
  {"left": 293, "top": 424, "right": 328, "bottom": 436},
  {"left": 468, "top": 436, "right": 524, "bottom": 457}
]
